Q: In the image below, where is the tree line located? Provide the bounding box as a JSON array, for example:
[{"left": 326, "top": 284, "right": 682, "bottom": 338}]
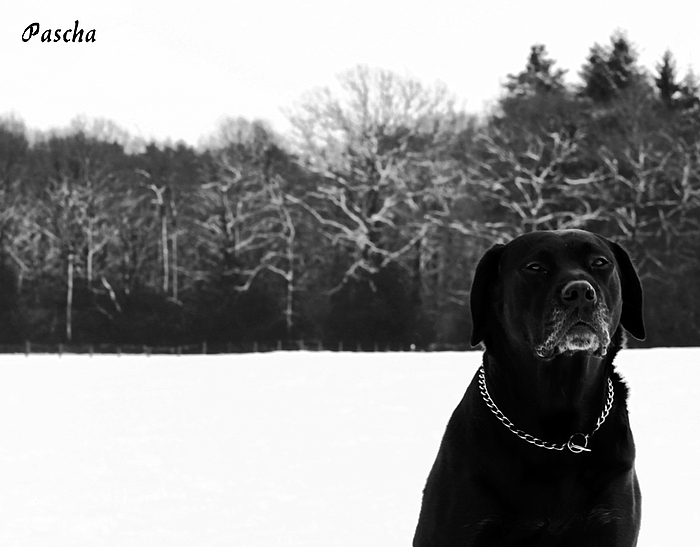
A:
[{"left": 1, "top": 32, "right": 699, "bottom": 349}]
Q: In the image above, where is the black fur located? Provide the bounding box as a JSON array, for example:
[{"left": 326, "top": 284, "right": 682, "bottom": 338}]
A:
[{"left": 414, "top": 230, "right": 645, "bottom": 547}]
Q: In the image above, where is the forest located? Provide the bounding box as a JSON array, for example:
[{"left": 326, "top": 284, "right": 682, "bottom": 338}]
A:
[{"left": 1, "top": 32, "right": 699, "bottom": 350}]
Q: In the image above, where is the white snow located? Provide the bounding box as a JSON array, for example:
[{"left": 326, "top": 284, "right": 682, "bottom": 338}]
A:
[{"left": 0, "top": 348, "right": 697, "bottom": 546}]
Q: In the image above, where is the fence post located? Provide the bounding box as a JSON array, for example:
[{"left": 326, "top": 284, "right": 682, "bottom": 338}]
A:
[{"left": 202, "top": 341, "right": 207, "bottom": 354}]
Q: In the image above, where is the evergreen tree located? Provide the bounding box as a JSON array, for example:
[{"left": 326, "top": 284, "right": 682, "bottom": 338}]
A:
[
  {"left": 655, "top": 50, "right": 681, "bottom": 108},
  {"left": 497, "top": 45, "right": 579, "bottom": 145},
  {"left": 505, "top": 44, "right": 567, "bottom": 97},
  {"left": 607, "top": 33, "right": 637, "bottom": 90},
  {"left": 580, "top": 32, "right": 641, "bottom": 102}
]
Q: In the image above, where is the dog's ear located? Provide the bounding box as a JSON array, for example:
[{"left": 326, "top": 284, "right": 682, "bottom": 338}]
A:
[
  {"left": 470, "top": 244, "right": 506, "bottom": 347},
  {"left": 608, "top": 240, "right": 646, "bottom": 340}
]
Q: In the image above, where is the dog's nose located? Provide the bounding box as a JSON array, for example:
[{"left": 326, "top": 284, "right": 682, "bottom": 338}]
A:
[{"left": 561, "top": 280, "right": 597, "bottom": 309}]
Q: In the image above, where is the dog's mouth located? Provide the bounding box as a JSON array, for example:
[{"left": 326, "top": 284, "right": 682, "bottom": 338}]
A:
[
  {"left": 562, "top": 320, "right": 599, "bottom": 348},
  {"left": 535, "top": 309, "right": 612, "bottom": 360},
  {"left": 567, "top": 320, "right": 595, "bottom": 334}
]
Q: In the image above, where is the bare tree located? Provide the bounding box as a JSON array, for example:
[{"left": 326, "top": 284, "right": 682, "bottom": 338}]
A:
[
  {"left": 197, "top": 163, "right": 271, "bottom": 280},
  {"left": 198, "top": 155, "right": 302, "bottom": 327},
  {"left": 255, "top": 175, "right": 300, "bottom": 336},
  {"left": 288, "top": 65, "right": 456, "bottom": 291},
  {"left": 137, "top": 172, "right": 170, "bottom": 294},
  {"left": 137, "top": 169, "right": 185, "bottom": 301},
  {"left": 35, "top": 151, "right": 117, "bottom": 341},
  {"left": 467, "top": 128, "right": 605, "bottom": 236},
  {"left": 597, "top": 137, "right": 700, "bottom": 268},
  {"left": 113, "top": 188, "right": 151, "bottom": 296},
  {"left": 39, "top": 174, "right": 87, "bottom": 341},
  {"left": 169, "top": 186, "right": 180, "bottom": 302}
]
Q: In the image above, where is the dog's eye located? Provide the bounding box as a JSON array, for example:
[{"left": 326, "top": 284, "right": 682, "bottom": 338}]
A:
[
  {"left": 592, "top": 257, "right": 610, "bottom": 268},
  {"left": 525, "top": 262, "right": 546, "bottom": 273}
]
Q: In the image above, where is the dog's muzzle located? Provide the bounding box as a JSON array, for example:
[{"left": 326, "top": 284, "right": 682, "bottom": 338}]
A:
[{"left": 535, "top": 303, "right": 613, "bottom": 359}]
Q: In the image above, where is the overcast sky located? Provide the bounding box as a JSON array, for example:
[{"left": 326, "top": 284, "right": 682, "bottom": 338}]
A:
[{"left": 2, "top": 0, "right": 699, "bottom": 146}]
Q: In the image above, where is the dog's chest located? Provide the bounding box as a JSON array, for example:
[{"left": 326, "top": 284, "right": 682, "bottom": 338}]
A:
[{"left": 475, "top": 503, "right": 620, "bottom": 545}]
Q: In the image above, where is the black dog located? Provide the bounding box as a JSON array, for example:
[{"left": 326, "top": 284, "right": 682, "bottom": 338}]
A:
[{"left": 414, "top": 229, "right": 645, "bottom": 547}]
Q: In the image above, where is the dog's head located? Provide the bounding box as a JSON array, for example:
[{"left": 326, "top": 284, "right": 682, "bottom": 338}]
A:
[{"left": 470, "top": 230, "right": 645, "bottom": 359}]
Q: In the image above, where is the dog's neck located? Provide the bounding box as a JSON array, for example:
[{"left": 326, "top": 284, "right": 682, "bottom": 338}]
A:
[{"left": 483, "top": 340, "right": 614, "bottom": 444}]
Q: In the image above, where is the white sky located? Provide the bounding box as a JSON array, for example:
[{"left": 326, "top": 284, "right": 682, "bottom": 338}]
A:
[{"left": 2, "top": 1, "right": 699, "bottom": 146}]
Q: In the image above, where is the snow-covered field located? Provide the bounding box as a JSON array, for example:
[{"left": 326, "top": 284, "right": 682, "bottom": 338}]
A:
[{"left": 0, "top": 348, "right": 697, "bottom": 546}]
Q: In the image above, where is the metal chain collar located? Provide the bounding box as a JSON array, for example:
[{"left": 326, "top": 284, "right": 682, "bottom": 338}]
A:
[{"left": 478, "top": 366, "right": 614, "bottom": 454}]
